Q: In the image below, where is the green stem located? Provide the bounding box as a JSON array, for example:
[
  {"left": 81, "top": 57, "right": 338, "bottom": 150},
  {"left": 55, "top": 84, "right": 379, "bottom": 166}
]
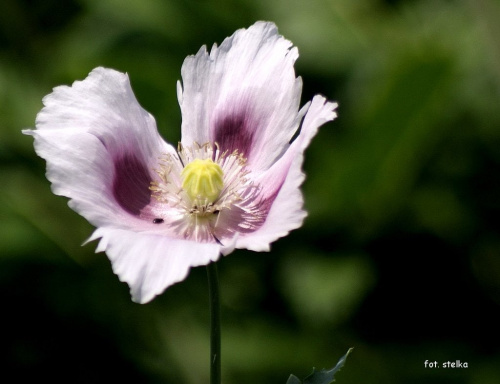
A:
[{"left": 206, "top": 261, "right": 221, "bottom": 384}]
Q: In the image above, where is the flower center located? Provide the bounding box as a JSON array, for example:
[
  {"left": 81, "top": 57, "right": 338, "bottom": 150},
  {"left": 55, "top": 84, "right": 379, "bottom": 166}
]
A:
[
  {"left": 149, "top": 142, "right": 264, "bottom": 242},
  {"left": 150, "top": 143, "right": 245, "bottom": 219},
  {"left": 181, "top": 158, "right": 224, "bottom": 204}
]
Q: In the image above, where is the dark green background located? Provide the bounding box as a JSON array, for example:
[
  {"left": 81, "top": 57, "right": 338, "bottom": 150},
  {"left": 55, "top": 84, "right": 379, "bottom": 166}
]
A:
[{"left": 1, "top": 0, "right": 499, "bottom": 383}]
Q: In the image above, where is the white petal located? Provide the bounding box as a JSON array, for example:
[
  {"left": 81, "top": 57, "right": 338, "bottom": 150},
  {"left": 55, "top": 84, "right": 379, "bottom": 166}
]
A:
[
  {"left": 236, "top": 96, "right": 337, "bottom": 251},
  {"left": 23, "top": 67, "right": 175, "bottom": 230},
  {"left": 179, "top": 21, "right": 304, "bottom": 171},
  {"left": 88, "top": 228, "right": 221, "bottom": 303},
  {"left": 236, "top": 154, "right": 306, "bottom": 252},
  {"left": 296, "top": 96, "right": 338, "bottom": 151}
]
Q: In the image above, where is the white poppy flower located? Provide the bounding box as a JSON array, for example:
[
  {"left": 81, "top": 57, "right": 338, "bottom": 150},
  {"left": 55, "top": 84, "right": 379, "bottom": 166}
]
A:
[{"left": 24, "top": 21, "right": 338, "bottom": 303}]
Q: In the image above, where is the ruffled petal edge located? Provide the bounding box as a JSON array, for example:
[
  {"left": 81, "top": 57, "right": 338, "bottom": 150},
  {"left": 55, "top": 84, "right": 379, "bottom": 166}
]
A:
[{"left": 87, "top": 228, "right": 221, "bottom": 303}]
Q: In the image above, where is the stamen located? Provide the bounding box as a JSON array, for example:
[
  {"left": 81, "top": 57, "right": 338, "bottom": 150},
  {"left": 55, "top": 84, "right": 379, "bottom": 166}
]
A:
[{"left": 149, "top": 142, "right": 263, "bottom": 242}]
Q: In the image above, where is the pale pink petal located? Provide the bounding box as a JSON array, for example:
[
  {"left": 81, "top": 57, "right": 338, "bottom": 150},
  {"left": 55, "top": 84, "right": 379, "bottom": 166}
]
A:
[
  {"left": 236, "top": 96, "right": 338, "bottom": 251},
  {"left": 178, "top": 21, "right": 304, "bottom": 172},
  {"left": 23, "top": 67, "right": 175, "bottom": 231},
  {"left": 88, "top": 228, "right": 221, "bottom": 303}
]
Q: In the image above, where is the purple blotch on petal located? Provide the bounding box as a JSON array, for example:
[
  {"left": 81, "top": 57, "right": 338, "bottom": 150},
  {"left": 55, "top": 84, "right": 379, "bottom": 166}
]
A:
[
  {"left": 213, "top": 112, "right": 255, "bottom": 157},
  {"left": 256, "top": 182, "right": 283, "bottom": 221},
  {"left": 112, "top": 154, "right": 152, "bottom": 216}
]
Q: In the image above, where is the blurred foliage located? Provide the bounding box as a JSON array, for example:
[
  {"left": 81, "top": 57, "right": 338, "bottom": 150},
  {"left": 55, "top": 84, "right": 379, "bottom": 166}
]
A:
[{"left": 1, "top": 0, "right": 500, "bottom": 383}]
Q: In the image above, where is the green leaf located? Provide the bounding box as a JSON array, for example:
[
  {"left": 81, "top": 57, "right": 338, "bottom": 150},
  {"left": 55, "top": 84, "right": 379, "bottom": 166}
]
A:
[
  {"left": 286, "top": 375, "right": 302, "bottom": 384},
  {"left": 304, "top": 348, "right": 353, "bottom": 384},
  {"left": 288, "top": 348, "right": 353, "bottom": 384}
]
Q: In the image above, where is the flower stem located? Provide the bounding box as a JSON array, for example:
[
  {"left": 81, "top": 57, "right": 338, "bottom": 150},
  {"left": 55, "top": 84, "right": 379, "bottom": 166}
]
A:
[{"left": 206, "top": 261, "right": 221, "bottom": 384}]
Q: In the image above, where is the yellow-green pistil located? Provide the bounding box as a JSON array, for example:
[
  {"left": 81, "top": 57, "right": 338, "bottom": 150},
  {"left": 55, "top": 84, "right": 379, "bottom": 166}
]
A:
[{"left": 181, "top": 158, "right": 224, "bottom": 203}]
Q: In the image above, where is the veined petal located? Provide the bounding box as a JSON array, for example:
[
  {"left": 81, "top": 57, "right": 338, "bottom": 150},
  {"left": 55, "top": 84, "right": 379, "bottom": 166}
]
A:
[
  {"left": 23, "top": 67, "right": 175, "bottom": 230},
  {"left": 88, "top": 228, "right": 221, "bottom": 303},
  {"left": 178, "top": 21, "right": 303, "bottom": 171},
  {"left": 236, "top": 96, "right": 338, "bottom": 251}
]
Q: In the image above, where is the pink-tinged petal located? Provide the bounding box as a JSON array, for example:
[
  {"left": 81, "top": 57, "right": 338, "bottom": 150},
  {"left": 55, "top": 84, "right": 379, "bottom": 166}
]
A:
[
  {"left": 236, "top": 96, "right": 338, "bottom": 251},
  {"left": 295, "top": 95, "right": 339, "bottom": 151},
  {"left": 23, "top": 67, "right": 175, "bottom": 230},
  {"left": 178, "top": 21, "right": 303, "bottom": 171},
  {"left": 88, "top": 228, "right": 221, "bottom": 303}
]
